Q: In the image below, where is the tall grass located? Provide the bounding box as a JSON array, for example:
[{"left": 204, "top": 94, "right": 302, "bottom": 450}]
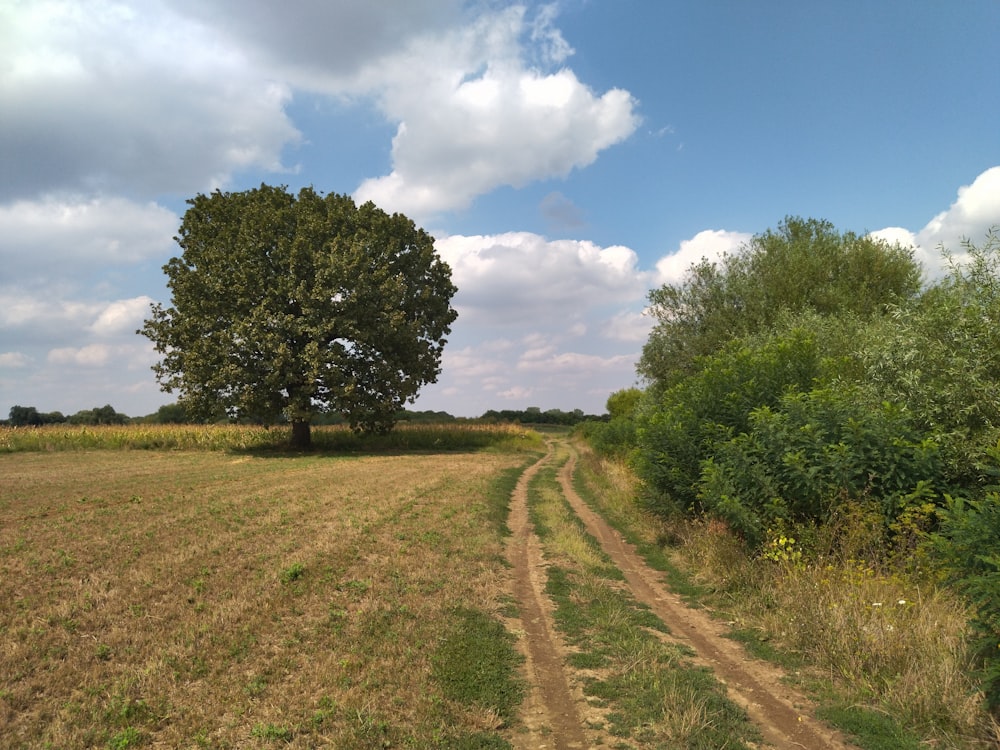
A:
[
  {"left": 574, "top": 442, "right": 999, "bottom": 748},
  {"left": 0, "top": 422, "right": 542, "bottom": 454},
  {"left": 674, "top": 517, "right": 991, "bottom": 742}
]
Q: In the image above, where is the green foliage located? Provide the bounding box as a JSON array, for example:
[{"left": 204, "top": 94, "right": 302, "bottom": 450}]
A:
[
  {"left": 479, "top": 406, "right": 599, "bottom": 424},
  {"left": 814, "top": 703, "right": 923, "bottom": 750},
  {"left": 606, "top": 388, "right": 643, "bottom": 419},
  {"left": 250, "top": 723, "right": 294, "bottom": 743},
  {"left": 632, "top": 223, "right": 1000, "bottom": 547},
  {"left": 150, "top": 403, "right": 188, "bottom": 424},
  {"left": 106, "top": 727, "right": 144, "bottom": 749},
  {"left": 68, "top": 404, "right": 129, "bottom": 425},
  {"left": 639, "top": 216, "right": 921, "bottom": 390},
  {"left": 279, "top": 562, "right": 305, "bottom": 584},
  {"left": 580, "top": 388, "right": 645, "bottom": 459},
  {"left": 933, "top": 491, "right": 1000, "bottom": 711},
  {"left": 139, "top": 185, "right": 458, "bottom": 448},
  {"left": 7, "top": 404, "right": 128, "bottom": 426},
  {"left": 856, "top": 229, "right": 1000, "bottom": 483},
  {"left": 430, "top": 607, "right": 523, "bottom": 723},
  {"left": 636, "top": 326, "right": 823, "bottom": 514},
  {"left": 697, "top": 388, "right": 941, "bottom": 546},
  {"left": 583, "top": 415, "right": 638, "bottom": 459},
  {"left": 623, "top": 223, "right": 1000, "bottom": 724},
  {"left": 9, "top": 405, "right": 46, "bottom": 426}
]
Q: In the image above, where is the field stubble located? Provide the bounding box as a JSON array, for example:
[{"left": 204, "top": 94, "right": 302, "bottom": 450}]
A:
[{"left": 0, "top": 436, "right": 535, "bottom": 748}]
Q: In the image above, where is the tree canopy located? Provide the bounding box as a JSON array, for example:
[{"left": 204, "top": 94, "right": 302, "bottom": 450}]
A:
[
  {"left": 638, "top": 217, "right": 922, "bottom": 390},
  {"left": 139, "top": 185, "right": 458, "bottom": 449}
]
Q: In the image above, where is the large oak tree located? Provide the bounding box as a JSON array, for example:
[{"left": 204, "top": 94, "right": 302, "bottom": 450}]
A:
[{"left": 140, "top": 185, "right": 458, "bottom": 449}]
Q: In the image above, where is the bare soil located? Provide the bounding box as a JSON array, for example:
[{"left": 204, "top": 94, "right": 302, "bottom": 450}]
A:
[
  {"left": 506, "top": 445, "right": 595, "bottom": 749},
  {"left": 506, "top": 437, "right": 857, "bottom": 749}
]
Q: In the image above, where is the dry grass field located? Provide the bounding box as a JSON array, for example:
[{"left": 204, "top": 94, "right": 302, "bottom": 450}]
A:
[{"left": 0, "top": 439, "right": 537, "bottom": 748}]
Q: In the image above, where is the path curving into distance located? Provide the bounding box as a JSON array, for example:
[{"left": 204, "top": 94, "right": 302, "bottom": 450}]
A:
[
  {"left": 505, "top": 436, "right": 858, "bottom": 748},
  {"left": 506, "top": 443, "right": 592, "bottom": 749}
]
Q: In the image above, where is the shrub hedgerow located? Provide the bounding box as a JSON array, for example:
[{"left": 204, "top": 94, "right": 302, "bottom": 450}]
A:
[
  {"left": 697, "top": 387, "right": 942, "bottom": 547},
  {"left": 934, "top": 491, "right": 1000, "bottom": 713},
  {"left": 636, "top": 327, "right": 823, "bottom": 517}
]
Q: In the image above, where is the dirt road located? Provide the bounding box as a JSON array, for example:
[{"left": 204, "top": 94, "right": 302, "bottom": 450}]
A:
[{"left": 506, "top": 437, "right": 855, "bottom": 749}]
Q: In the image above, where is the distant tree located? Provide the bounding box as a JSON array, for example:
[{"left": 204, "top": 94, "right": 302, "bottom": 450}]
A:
[
  {"left": 153, "top": 403, "right": 188, "bottom": 424},
  {"left": 479, "top": 407, "right": 598, "bottom": 425},
  {"left": 139, "top": 185, "right": 458, "bottom": 450},
  {"left": 606, "top": 388, "right": 642, "bottom": 420},
  {"left": 68, "top": 405, "right": 127, "bottom": 425},
  {"left": 67, "top": 410, "right": 93, "bottom": 425},
  {"left": 639, "top": 217, "right": 921, "bottom": 390},
  {"left": 9, "top": 405, "right": 42, "bottom": 426},
  {"left": 398, "top": 409, "right": 456, "bottom": 423}
]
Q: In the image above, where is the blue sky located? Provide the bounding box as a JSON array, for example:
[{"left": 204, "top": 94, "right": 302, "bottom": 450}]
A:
[{"left": 2, "top": 1, "right": 999, "bottom": 419}]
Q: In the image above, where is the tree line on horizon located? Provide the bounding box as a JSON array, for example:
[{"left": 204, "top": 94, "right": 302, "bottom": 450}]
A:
[{"left": 4, "top": 403, "right": 605, "bottom": 428}]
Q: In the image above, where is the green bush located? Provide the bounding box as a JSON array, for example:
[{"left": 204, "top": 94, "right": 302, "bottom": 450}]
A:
[
  {"left": 636, "top": 327, "right": 823, "bottom": 514},
  {"left": 583, "top": 416, "right": 637, "bottom": 459},
  {"left": 933, "top": 490, "right": 1000, "bottom": 712},
  {"left": 698, "top": 387, "right": 941, "bottom": 547}
]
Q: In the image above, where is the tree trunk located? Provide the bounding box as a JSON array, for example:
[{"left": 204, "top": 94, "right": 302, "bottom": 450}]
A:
[{"left": 290, "top": 420, "right": 312, "bottom": 451}]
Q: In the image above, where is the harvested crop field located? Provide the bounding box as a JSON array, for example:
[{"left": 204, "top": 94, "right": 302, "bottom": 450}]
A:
[{"left": 0, "top": 446, "right": 534, "bottom": 748}]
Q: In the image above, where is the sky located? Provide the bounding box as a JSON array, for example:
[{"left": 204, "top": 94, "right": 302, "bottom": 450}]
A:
[{"left": 2, "top": 0, "right": 999, "bottom": 420}]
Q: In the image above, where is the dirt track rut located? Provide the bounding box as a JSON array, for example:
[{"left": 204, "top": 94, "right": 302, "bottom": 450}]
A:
[{"left": 506, "top": 437, "right": 855, "bottom": 749}]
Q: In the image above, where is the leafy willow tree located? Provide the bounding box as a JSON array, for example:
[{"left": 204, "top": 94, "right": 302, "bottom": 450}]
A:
[
  {"left": 139, "top": 185, "right": 458, "bottom": 450},
  {"left": 639, "top": 217, "right": 922, "bottom": 390}
]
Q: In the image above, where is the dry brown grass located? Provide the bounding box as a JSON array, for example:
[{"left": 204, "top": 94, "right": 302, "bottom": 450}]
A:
[{"left": 0, "top": 448, "right": 528, "bottom": 748}]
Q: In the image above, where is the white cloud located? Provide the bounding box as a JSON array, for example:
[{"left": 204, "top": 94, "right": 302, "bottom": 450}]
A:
[
  {"left": 0, "top": 352, "right": 31, "bottom": 368},
  {"left": 497, "top": 385, "right": 534, "bottom": 402},
  {"left": 437, "top": 231, "right": 647, "bottom": 324},
  {"left": 165, "top": 0, "right": 464, "bottom": 90},
  {"left": 654, "top": 229, "right": 752, "bottom": 286},
  {"left": 356, "top": 65, "right": 638, "bottom": 216},
  {"left": 48, "top": 344, "right": 114, "bottom": 368},
  {"left": 517, "top": 349, "right": 635, "bottom": 374},
  {"left": 0, "top": 0, "right": 299, "bottom": 200},
  {"left": 350, "top": 5, "right": 639, "bottom": 217},
  {"left": 870, "top": 167, "right": 1000, "bottom": 278},
  {"left": 914, "top": 166, "right": 1000, "bottom": 276},
  {"left": 48, "top": 342, "right": 153, "bottom": 370},
  {"left": 868, "top": 226, "right": 917, "bottom": 249},
  {"left": 0, "top": 196, "right": 177, "bottom": 284},
  {"left": 600, "top": 310, "right": 654, "bottom": 343},
  {"left": 411, "top": 229, "right": 652, "bottom": 414},
  {"left": 90, "top": 297, "right": 156, "bottom": 336},
  {"left": 2, "top": 1, "right": 637, "bottom": 217},
  {"left": 920, "top": 167, "right": 1000, "bottom": 244}
]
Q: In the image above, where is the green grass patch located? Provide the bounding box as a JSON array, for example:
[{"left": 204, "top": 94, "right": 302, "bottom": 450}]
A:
[
  {"left": 586, "top": 664, "right": 757, "bottom": 749},
  {"left": 250, "top": 723, "right": 294, "bottom": 743},
  {"left": 816, "top": 703, "right": 923, "bottom": 750},
  {"left": 727, "top": 627, "right": 805, "bottom": 671},
  {"left": 431, "top": 607, "right": 524, "bottom": 724}
]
